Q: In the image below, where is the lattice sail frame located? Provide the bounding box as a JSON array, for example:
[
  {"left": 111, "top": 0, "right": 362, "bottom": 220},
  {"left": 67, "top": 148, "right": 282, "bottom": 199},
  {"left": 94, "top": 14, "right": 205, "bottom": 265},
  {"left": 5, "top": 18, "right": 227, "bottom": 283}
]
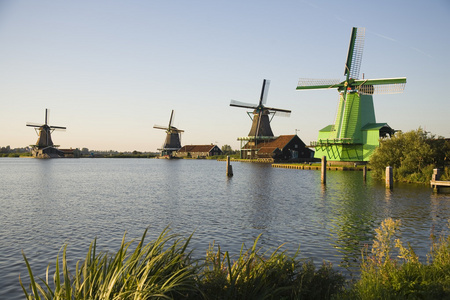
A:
[
  {"left": 297, "top": 78, "right": 342, "bottom": 89},
  {"left": 346, "top": 27, "right": 365, "bottom": 79},
  {"left": 359, "top": 82, "right": 406, "bottom": 95}
]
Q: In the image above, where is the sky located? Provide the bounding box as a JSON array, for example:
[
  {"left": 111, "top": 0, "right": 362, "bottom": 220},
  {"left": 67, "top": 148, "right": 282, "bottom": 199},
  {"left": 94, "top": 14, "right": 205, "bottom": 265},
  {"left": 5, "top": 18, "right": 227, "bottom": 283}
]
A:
[{"left": 0, "top": 0, "right": 449, "bottom": 152}]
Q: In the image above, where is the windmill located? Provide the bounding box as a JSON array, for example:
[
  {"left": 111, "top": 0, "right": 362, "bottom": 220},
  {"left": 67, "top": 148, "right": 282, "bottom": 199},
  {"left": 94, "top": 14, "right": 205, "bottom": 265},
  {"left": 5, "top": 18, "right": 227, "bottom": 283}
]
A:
[
  {"left": 26, "top": 108, "right": 66, "bottom": 158},
  {"left": 296, "top": 27, "right": 406, "bottom": 162},
  {"left": 230, "top": 79, "right": 291, "bottom": 158},
  {"left": 153, "top": 110, "right": 184, "bottom": 157}
]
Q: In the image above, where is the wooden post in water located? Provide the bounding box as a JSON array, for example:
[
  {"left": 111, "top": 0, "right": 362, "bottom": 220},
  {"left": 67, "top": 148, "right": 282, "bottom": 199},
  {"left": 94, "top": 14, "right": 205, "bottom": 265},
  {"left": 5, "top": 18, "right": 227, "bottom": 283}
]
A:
[
  {"left": 226, "top": 156, "right": 233, "bottom": 177},
  {"left": 321, "top": 156, "right": 326, "bottom": 184},
  {"left": 363, "top": 166, "right": 367, "bottom": 181},
  {"left": 386, "top": 166, "right": 393, "bottom": 189},
  {"left": 432, "top": 168, "right": 441, "bottom": 192}
]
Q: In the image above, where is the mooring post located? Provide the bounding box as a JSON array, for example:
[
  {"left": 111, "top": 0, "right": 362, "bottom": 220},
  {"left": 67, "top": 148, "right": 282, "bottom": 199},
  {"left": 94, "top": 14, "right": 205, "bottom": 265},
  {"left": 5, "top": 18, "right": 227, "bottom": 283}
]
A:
[
  {"left": 432, "top": 168, "right": 441, "bottom": 181},
  {"left": 386, "top": 166, "right": 393, "bottom": 189},
  {"left": 432, "top": 168, "right": 441, "bottom": 192},
  {"left": 226, "top": 156, "right": 233, "bottom": 177},
  {"left": 321, "top": 156, "right": 326, "bottom": 184},
  {"left": 363, "top": 166, "right": 367, "bottom": 181}
]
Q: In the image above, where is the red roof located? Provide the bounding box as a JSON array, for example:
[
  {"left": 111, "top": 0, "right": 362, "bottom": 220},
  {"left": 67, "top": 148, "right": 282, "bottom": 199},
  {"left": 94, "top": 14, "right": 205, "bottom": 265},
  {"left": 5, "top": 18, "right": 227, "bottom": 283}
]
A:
[
  {"left": 262, "top": 135, "right": 296, "bottom": 149},
  {"left": 257, "top": 147, "right": 279, "bottom": 154},
  {"left": 178, "top": 145, "right": 217, "bottom": 153}
]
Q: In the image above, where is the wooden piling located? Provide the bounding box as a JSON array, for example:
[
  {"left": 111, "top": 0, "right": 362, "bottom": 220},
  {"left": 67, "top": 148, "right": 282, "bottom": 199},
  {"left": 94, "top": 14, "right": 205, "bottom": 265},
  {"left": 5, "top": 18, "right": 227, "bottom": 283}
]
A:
[
  {"left": 386, "top": 166, "right": 393, "bottom": 189},
  {"left": 226, "top": 156, "right": 233, "bottom": 177},
  {"left": 431, "top": 168, "right": 441, "bottom": 192},
  {"left": 432, "top": 168, "right": 441, "bottom": 182},
  {"left": 321, "top": 156, "right": 326, "bottom": 184},
  {"left": 363, "top": 166, "right": 367, "bottom": 181}
]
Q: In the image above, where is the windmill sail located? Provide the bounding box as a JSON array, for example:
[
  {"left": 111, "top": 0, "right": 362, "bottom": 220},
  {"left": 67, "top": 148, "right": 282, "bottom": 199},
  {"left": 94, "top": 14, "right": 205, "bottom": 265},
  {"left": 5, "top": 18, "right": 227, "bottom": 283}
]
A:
[
  {"left": 345, "top": 27, "right": 365, "bottom": 79},
  {"left": 260, "top": 79, "right": 270, "bottom": 105}
]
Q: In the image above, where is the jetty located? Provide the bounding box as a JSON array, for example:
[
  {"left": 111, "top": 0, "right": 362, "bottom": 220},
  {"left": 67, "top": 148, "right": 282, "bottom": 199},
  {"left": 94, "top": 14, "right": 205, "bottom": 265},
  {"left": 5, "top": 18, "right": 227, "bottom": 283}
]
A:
[
  {"left": 430, "top": 169, "right": 450, "bottom": 193},
  {"left": 272, "top": 164, "right": 367, "bottom": 171},
  {"left": 430, "top": 180, "right": 450, "bottom": 193}
]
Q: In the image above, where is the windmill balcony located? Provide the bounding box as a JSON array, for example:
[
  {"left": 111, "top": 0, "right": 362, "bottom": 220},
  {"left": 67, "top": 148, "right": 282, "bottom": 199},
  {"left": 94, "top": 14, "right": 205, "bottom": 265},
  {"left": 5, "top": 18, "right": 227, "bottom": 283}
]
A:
[{"left": 310, "top": 138, "right": 362, "bottom": 146}]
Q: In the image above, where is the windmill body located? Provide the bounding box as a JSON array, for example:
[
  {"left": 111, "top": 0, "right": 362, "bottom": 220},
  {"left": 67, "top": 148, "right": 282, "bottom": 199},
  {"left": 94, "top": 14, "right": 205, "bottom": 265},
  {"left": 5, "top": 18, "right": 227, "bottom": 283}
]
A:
[
  {"left": 297, "top": 27, "right": 406, "bottom": 162},
  {"left": 26, "top": 109, "right": 66, "bottom": 158},
  {"left": 247, "top": 109, "right": 274, "bottom": 137},
  {"left": 230, "top": 79, "right": 291, "bottom": 159},
  {"left": 153, "top": 110, "right": 184, "bottom": 157}
]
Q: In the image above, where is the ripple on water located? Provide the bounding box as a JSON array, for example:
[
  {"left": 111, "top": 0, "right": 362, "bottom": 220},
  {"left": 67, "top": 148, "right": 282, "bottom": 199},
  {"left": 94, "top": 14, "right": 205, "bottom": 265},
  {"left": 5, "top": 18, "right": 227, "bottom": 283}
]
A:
[{"left": 1, "top": 158, "right": 449, "bottom": 299}]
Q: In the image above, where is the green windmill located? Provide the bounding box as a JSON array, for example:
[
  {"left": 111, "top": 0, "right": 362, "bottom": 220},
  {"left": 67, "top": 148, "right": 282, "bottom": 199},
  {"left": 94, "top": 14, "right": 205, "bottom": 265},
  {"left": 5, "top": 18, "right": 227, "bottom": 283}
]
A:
[{"left": 297, "top": 27, "right": 406, "bottom": 162}]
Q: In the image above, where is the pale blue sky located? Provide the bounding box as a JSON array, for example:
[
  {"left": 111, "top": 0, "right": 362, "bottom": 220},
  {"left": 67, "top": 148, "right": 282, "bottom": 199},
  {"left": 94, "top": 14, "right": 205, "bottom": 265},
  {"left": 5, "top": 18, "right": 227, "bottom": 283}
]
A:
[{"left": 0, "top": 0, "right": 449, "bottom": 151}]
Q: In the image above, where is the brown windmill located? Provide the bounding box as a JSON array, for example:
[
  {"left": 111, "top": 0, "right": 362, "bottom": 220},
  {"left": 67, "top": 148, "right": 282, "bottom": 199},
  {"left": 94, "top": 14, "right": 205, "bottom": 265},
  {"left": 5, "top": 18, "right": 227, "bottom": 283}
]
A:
[
  {"left": 153, "top": 110, "right": 184, "bottom": 157},
  {"left": 26, "top": 108, "right": 66, "bottom": 158}
]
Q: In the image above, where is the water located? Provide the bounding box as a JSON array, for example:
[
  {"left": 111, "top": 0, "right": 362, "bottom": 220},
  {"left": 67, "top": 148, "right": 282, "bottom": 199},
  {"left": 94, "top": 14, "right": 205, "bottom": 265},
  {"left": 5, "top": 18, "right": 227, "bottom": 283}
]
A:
[{"left": 1, "top": 158, "right": 449, "bottom": 299}]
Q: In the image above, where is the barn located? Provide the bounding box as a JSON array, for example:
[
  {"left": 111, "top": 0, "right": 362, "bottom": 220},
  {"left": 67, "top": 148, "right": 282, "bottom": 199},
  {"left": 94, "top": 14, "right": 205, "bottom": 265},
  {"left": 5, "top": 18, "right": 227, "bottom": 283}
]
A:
[
  {"left": 176, "top": 144, "right": 223, "bottom": 158},
  {"left": 241, "top": 135, "right": 314, "bottom": 161}
]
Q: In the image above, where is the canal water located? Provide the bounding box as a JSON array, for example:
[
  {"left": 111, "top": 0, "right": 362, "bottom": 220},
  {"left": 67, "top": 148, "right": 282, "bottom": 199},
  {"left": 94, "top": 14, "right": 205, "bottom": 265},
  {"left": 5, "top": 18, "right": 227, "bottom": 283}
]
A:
[{"left": 1, "top": 158, "right": 449, "bottom": 299}]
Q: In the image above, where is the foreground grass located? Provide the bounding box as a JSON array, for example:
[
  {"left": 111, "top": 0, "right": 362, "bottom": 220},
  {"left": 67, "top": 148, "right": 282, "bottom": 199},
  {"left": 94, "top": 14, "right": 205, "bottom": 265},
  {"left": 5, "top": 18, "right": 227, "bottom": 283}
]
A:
[
  {"left": 21, "top": 220, "right": 450, "bottom": 299},
  {"left": 347, "top": 218, "right": 450, "bottom": 299}
]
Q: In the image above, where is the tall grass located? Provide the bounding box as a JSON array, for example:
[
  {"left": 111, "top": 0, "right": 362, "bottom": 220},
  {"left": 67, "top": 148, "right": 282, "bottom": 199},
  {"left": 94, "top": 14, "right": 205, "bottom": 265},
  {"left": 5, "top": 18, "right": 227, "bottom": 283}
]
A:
[
  {"left": 22, "top": 220, "right": 450, "bottom": 299},
  {"left": 198, "top": 235, "right": 344, "bottom": 299},
  {"left": 20, "top": 230, "right": 344, "bottom": 300},
  {"left": 20, "top": 227, "right": 200, "bottom": 299},
  {"left": 348, "top": 218, "right": 450, "bottom": 299}
]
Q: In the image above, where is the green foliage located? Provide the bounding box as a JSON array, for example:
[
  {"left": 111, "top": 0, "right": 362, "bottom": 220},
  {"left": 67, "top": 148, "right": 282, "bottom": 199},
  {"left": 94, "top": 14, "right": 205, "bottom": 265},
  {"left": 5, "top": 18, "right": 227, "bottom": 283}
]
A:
[
  {"left": 22, "top": 220, "right": 450, "bottom": 299},
  {"left": 349, "top": 218, "right": 450, "bottom": 299},
  {"left": 198, "top": 237, "right": 344, "bottom": 299},
  {"left": 369, "top": 128, "right": 449, "bottom": 183},
  {"left": 21, "top": 227, "right": 200, "bottom": 299},
  {"left": 21, "top": 230, "right": 345, "bottom": 300}
]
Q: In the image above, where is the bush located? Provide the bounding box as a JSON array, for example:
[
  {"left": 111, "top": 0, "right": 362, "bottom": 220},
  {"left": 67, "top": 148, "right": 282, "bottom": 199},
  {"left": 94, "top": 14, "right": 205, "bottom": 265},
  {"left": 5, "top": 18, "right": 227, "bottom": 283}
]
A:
[
  {"left": 369, "top": 128, "right": 449, "bottom": 183},
  {"left": 198, "top": 236, "right": 344, "bottom": 299},
  {"left": 349, "top": 218, "right": 450, "bottom": 299}
]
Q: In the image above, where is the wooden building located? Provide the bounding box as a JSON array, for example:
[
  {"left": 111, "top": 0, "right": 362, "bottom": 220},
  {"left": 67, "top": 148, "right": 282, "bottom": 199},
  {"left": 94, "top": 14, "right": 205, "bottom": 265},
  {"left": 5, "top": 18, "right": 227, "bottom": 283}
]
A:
[
  {"left": 241, "top": 135, "right": 314, "bottom": 161},
  {"left": 176, "top": 144, "right": 223, "bottom": 158}
]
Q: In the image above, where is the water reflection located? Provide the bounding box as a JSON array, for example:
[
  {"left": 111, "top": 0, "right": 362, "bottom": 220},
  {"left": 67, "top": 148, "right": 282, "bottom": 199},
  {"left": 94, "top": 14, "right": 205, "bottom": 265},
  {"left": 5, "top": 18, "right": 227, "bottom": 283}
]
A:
[
  {"left": 246, "top": 164, "right": 275, "bottom": 231},
  {"left": 323, "top": 171, "right": 376, "bottom": 275}
]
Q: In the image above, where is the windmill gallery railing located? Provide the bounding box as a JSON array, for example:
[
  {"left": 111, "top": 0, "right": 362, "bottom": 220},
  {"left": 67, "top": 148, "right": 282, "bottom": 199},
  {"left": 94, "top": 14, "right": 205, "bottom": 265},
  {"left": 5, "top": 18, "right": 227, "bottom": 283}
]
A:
[{"left": 310, "top": 138, "right": 362, "bottom": 147}]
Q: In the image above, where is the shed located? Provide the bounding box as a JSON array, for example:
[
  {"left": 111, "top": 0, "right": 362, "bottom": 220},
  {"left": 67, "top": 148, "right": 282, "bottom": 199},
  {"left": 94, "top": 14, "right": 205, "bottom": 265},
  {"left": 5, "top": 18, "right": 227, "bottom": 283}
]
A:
[
  {"left": 176, "top": 144, "right": 223, "bottom": 158},
  {"left": 258, "top": 135, "right": 314, "bottom": 161}
]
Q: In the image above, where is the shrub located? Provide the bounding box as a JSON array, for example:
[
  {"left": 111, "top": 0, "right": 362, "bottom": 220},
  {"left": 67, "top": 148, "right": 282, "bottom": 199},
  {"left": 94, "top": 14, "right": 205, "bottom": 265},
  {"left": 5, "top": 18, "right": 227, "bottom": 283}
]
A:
[
  {"left": 369, "top": 128, "right": 449, "bottom": 183},
  {"left": 349, "top": 218, "right": 450, "bottom": 299},
  {"left": 198, "top": 235, "right": 344, "bottom": 300}
]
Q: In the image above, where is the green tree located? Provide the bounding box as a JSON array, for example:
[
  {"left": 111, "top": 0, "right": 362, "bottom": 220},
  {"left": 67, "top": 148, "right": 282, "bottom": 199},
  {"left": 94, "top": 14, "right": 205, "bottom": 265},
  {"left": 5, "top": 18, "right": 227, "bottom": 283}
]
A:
[
  {"left": 369, "top": 128, "right": 448, "bottom": 183},
  {"left": 221, "top": 144, "right": 233, "bottom": 154}
]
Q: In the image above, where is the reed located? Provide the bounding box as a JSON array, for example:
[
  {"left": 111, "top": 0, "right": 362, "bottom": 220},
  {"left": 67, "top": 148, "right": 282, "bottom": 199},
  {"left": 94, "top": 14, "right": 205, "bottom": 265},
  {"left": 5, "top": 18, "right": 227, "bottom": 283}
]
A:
[
  {"left": 20, "top": 227, "right": 200, "bottom": 299},
  {"left": 21, "top": 217, "right": 450, "bottom": 299},
  {"left": 20, "top": 230, "right": 345, "bottom": 299},
  {"left": 198, "top": 235, "right": 344, "bottom": 299}
]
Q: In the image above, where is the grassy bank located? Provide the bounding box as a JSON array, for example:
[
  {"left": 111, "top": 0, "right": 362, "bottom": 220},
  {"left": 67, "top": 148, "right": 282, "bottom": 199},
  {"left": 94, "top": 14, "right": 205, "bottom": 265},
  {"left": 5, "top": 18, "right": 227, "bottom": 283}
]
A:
[{"left": 21, "top": 220, "right": 450, "bottom": 299}]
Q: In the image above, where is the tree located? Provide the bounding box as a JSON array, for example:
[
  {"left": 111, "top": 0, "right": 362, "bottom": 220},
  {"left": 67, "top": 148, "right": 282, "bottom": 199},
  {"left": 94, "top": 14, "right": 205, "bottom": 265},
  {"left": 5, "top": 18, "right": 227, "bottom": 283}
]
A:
[
  {"left": 369, "top": 128, "right": 449, "bottom": 182},
  {"left": 221, "top": 144, "right": 233, "bottom": 154}
]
